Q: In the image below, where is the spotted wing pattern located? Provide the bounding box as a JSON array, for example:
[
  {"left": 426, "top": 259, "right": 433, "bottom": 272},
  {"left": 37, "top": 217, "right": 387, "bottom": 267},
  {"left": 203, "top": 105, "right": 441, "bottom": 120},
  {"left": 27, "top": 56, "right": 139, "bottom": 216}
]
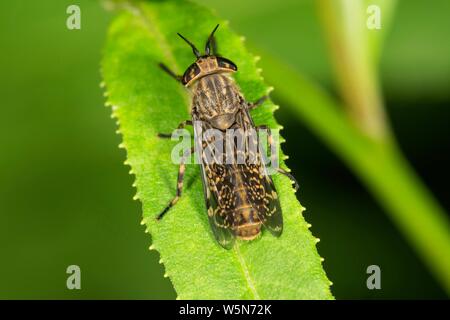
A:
[
  {"left": 193, "top": 106, "right": 283, "bottom": 248},
  {"left": 236, "top": 109, "right": 283, "bottom": 236}
]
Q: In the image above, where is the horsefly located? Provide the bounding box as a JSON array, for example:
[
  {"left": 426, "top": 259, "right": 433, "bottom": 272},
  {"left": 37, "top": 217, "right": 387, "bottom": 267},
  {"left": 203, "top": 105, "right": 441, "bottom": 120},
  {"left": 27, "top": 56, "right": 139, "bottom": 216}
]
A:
[{"left": 157, "top": 24, "right": 298, "bottom": 249}]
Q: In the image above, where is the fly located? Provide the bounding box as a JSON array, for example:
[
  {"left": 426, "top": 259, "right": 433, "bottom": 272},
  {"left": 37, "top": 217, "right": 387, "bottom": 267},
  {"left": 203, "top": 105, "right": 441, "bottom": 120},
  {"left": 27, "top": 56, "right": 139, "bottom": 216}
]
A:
[{"left": 157, "top": 24, "right": 298, "bottom": 249}]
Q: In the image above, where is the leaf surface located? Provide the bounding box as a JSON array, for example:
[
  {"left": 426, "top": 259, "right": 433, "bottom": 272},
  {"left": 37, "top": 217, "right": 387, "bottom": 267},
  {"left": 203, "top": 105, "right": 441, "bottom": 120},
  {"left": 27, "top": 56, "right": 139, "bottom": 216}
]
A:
[{"left": 101, "top": 0, "right": 332, "bottom": 299}]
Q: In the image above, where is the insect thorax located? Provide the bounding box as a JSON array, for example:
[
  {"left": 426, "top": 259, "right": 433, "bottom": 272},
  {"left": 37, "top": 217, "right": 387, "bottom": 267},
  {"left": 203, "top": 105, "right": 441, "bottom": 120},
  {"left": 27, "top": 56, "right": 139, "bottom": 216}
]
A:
[{"left": 191, "top": 74, "right": 243, "bottom": 130}]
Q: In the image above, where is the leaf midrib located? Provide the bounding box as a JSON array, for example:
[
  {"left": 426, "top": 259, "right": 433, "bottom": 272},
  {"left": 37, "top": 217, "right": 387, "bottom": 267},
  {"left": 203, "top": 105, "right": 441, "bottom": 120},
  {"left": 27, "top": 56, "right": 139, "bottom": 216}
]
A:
[{"left": 235, "top": 243, "right": 260, "bottom": 299}]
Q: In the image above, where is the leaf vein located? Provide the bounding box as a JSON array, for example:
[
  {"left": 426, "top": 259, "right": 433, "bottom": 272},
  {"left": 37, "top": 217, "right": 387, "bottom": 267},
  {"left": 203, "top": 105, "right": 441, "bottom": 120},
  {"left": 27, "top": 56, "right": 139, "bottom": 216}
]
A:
[{"left": 234, "top": 243, "right": 260, "bottom": 299}]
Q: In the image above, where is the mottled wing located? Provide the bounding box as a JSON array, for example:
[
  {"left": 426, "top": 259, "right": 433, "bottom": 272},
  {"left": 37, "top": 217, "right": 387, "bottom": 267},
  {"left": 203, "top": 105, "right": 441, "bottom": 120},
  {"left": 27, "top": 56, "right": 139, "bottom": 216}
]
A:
[
  {"left": 237, "top": 109, "right": 283, "bottom": 236},
  {"left": 194, "top": 117, "right": 235, "bottom": 249}
]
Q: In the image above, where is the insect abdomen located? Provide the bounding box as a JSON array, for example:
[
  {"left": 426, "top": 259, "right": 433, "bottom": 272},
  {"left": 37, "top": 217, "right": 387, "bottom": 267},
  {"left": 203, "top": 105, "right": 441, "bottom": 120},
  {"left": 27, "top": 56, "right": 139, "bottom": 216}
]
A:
[
  {"left": 231, "top": 172, "right": 262, "bottom": 240},
  {"left": 234, "top": 208, "right": 261, "bottom": 240}
]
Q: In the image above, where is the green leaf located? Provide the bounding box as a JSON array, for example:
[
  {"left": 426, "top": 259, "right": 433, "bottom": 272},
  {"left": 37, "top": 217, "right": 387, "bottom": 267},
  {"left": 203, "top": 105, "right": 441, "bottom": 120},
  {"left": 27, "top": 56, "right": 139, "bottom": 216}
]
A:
[{"left": 101, "top": 0, "right": 332, "bottom": 299}]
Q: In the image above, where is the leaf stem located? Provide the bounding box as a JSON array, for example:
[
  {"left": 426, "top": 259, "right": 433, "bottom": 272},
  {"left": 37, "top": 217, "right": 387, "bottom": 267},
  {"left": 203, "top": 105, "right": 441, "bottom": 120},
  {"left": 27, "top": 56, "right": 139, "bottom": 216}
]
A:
[
  {"left": 313, "top": 0, "right": 450, "bottom": 293},
  {"left": 316, "top": 0, "right": 396, "bottom": 141}
]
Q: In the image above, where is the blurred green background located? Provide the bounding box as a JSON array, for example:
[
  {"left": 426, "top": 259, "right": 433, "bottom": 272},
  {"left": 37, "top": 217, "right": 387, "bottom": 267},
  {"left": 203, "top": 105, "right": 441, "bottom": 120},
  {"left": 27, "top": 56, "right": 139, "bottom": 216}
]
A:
[{"left": 0, "top": 0, "right": 449, "bottom": 299}]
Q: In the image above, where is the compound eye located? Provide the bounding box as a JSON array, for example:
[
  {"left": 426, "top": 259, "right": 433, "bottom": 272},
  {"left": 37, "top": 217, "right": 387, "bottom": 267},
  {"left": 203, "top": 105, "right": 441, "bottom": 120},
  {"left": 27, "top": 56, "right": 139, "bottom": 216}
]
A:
[
  {"left": 182, "top": 63, "right": 201, "bottom": 85},
  {"left": 216, "top": 57, "right": 237, "bottom": 72}
]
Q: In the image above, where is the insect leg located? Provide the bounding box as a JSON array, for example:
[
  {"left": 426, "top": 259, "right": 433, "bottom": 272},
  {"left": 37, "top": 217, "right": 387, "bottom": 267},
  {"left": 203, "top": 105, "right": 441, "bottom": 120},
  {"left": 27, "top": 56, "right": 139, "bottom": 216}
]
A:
[
  {"left": 248, "top": 95, "right": 268, "bottom": 110},
  {"left": 276, "top": 167, "right": 299, "bottom": 191},
  {"left": 158, "top": 120, "right": 193, "bottom": 138},
  {"left": 156, "top": 146, "right": 194, "bottom": 220},
  {"left": 257, "top": 124, "right": 299, "bottom": 191},
  {"left": 159, "top": 63, "right": 183, "bottom": 83}
]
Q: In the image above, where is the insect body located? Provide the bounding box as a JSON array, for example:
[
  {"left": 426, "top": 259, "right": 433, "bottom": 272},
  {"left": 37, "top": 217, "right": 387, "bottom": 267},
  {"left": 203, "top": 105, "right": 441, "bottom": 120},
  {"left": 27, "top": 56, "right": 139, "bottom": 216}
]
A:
[{"left": 157, "top": 25, "right": 298, "bottom": 249}]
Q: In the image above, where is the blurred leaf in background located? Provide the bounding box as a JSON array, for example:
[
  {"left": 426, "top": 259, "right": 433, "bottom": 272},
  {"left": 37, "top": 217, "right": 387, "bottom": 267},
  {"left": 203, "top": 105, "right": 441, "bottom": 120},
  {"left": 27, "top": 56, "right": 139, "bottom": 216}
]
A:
[{"left": 0, "top": 1, "right": 175, "bottom": 299}]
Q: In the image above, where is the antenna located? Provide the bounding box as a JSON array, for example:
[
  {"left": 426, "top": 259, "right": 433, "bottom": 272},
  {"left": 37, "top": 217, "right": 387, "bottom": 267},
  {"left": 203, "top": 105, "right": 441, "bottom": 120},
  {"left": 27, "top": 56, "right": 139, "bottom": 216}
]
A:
[
  {"left": 205, "top": 24, "right": 219, "bottom": 56},
  {"left": 177, "top": 33, "right": 201, "bottom": 58}
]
